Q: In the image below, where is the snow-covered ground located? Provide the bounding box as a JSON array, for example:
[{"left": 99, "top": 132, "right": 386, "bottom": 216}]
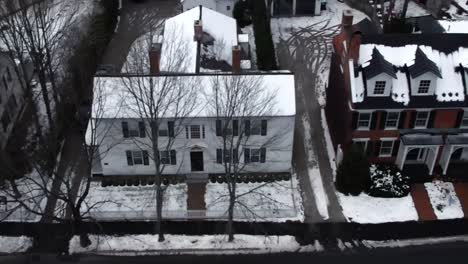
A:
[
  {"left": 362, "top": 235, "right": 468, "bottom": 249},
  {"left": 302, "top": 115, "right": 329, "bottom": 220},
  {"left": 83, "top": 182, "right": 187, "bottom": 220},
  {"left": 337, "top": 192, "right": 419, "bottom": 223},
  {"left": 384, "top": 0, "right": 430, "bottom": 18},
  {"left": 425, "top": 181, "right": 464, "bottom": 220},
  {"left": 0, "top": 236, "right": 33, "bottom": 254},
  {"left": 205, "top": 175, "right": 304, "bottom": 222},
  {"left": 69, "top": 234, "right": 323, "bottom": 255},
  {"left": 439, "top": 20, "right": 468, "bottom": 33}
]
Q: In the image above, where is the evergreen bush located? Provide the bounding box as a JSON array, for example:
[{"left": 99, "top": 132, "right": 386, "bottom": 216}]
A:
[
  {"left": 336, "top": 144, "right": 370, "bottom": 196},
  {"left": 368, "top": 164, "right": 410, "bottom": 198}
]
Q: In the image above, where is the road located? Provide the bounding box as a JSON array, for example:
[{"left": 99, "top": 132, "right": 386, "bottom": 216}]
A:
[
  {"left": 2, "top": 242, "right": 468, "bottom": 263},
  {"left": 276, "top": 20, "right": 345, "bottom": 222}
]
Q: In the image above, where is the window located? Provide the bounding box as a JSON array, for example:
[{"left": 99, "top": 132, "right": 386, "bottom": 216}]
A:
[
  {"left": 216, "top": 149, "right": 238, "bottom": 164},
  {"left": 245, "top": 119, "right": 267, "bottom": 136},
  {"left": 379, "top": 140, "right": 394, "bottom": 157},
  {"left": 417, "top": 80, "right": 431, "bottom": 94},
  {"left": 186, "top": 125, "right": 205, "bottom": 139},
  {"left": 414, "top": 111, "right": 429, "bottom": 128},
  {"left": 385, "top": 112, "right": 400, "bottom": 129},
  {"left": 244, "top": 148, "right": 266, "bottom": 163},
  {"left": 250, "top": 120, "right": 261, "bottom": 135},
  {"left": 122, "top": 121, "right": 145, "bottom": 138},
  {"left": 226, "top": 5, "right": 231, "bottom": 10},
  {"left": 357, "top": 113, "right": 371, "bottom": 129},
  {"left": 1, "top": 109, "right": 11, "bottom": 132},
  {"left": 126, "top": 150, "right": 149, "bottom": 166},
  {"left": 160, "top": 150, "right": 176, "bottom": 164},
  {"left": 190, "top": 125, "right": 200, "bottom": 138},
  {"left": 159, "top": 129, "right": 168, "bottom": 137},
  {"left": 374, "top": 81, "right": 386, "bottom": 95},
  {"left": 461, "top": 111, "right": 468, "bottom": 128}
]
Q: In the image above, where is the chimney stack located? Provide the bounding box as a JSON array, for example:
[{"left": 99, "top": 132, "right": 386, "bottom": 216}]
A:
[
  {"left": 232, "top": 45, "right": 241, "bottom": 72},
  {"left": 194, "top": 20, "right": 203, "bottom": 41},
  {"left": 149, "top": 42, "right": 162, "bottom": 74},
  {"left": 341, "top": 9, "right": 354, "bottom": 30}
]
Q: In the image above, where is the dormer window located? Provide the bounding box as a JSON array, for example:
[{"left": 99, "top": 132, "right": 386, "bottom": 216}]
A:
[
  {"left": 374, "top": 81, "right": 386, "bottom": 95},
  {"left": 417, "top": 80, "right": 431, "bottom": 94}
]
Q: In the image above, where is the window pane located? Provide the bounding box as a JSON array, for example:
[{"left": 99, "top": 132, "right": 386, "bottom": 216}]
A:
[
  {"left": 415, "top": 111, "right": 429, "bottom": 127},
  {"left": 251, "top": 120, "right": 261, "bottom": 135},
  {"left": 251, "top": 149, "right": 260, "bottom": 162},
  {"left": 385, "top": 112, "right": 399, "bottom": 128},
  {"left": 374, "top": 81, "right": 386, "bottom": 95},
  {"left": 418, "top": 80, "right": 431, "bottom": 94},
  {"left": 190, "top": 125, "right": 200, "bottom": 138},
  {"left": 160, "top": 151, "right": 169, "bottom": 164},
  {"left": 380, "top": 141, "right": 393, "bottom": 156},
  {"left": 358, "top": 113, "right": 371, "bottom": 128},
  {"left": 133, "top": 151, "right": 143, "bottom": 164}
]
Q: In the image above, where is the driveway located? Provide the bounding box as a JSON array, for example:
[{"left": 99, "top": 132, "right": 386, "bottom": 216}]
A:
[
  {"left": 101, "top": 0, "right": 180, "bottom": 71},
  {"left": 276, "top": 20, "right": 345, "bottom": 222}
]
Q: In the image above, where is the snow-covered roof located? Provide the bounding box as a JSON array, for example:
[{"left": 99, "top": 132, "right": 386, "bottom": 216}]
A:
[
  {"left": 161, "top": 6, "right": 238, "bottom": 73},
  {"left": 91, "top": 73, "right": 296, "bottom": 119},
  {"left": 384, "top": 0, "right": 430, "bottom": 18},
  {"left": 352, "top": 42, "right": 468, "bottom": 104},
  {"left": 439, "top": 20, "right": 468, "bottom": 33}
]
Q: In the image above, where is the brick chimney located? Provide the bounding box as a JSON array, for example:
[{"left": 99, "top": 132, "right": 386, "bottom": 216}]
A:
[
  {"left": 341, "top": 9, "right": 354, "bottom": 31},
  {"left": 149, "top": 42, "right": 162, "bottom": 74},
  {"left": 232, "top": 45, "right": 241, "bottom": 72},
  {"left": 194, "top": 20, "right": 203, "bottom": 41}
]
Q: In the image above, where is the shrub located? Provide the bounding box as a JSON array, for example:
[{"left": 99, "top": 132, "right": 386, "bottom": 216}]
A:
[
  {"left": 368, "top": 164, "right": 410, "bottom": 198},
  {"left": 335, "top": 145, "right": 370, "bottom": 196},
  {"left": 250, "top": 0, "right": 277, "bottom": 70},
  {"left": 233, "top": 0, "right": 252, "bottom": 27}
]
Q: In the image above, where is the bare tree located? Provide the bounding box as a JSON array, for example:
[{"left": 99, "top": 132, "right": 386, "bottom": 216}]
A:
[
  {"left": 119, "top": 27, "right": 199, "bottom": 242},
  {"left": 206, "top": 74, "right": 289, "bottom": 241}
]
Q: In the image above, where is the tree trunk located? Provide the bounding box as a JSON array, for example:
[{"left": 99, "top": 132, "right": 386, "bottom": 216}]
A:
[
  {"left": 227, "top": 183, "right": 236, "bottom": 242},
  {"left": 8, "top": 179, "right": 21, "bottom": 199},
  {"left": 156, "top": 183, "right": 164, "bottom": 242},
  {"left": 401, "top": 0, "right": 410, "bottom": 19}
]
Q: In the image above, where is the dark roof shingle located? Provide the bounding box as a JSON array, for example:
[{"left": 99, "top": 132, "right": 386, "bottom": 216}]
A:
[{"left": 364, "top": 47, "right": 397, "bottom": 79}]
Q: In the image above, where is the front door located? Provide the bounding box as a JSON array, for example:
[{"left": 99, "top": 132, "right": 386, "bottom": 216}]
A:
[{"left": 190, "top": 152, "right": 204, "bottom": 171}]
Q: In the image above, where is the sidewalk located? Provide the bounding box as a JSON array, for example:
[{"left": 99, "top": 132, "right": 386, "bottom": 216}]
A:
[
  {"left": 453, "top": 183, "right": 468, "bottom": 218},
  {"left": 410, "top": 184, "right": 437, "bottom": 221}
]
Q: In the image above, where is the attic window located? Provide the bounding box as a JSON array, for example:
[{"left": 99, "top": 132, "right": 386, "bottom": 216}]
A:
[
  {"left": 417, "top": 80, "right": 431, "bottom": 94},
  {"left": 374, "top": 81, "right": 386, "bottom": 95}
]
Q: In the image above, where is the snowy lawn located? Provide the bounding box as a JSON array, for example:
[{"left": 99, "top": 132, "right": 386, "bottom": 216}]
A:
[
  {"left": 0, "top": 236, "right": 33, "bottom": 254},
  {"left": 337, "top": 192, "right": 419, "bottom": 223},
  {"left": 205, "top": 175, "right": 304, "bottom": 222},
  {"left": 83, "top": 182, "right": 187, "bottom": 220},
  {"left": 362, "top": 235, "right": 468, "bottom": 249},
  {"left": 69, "top": 234, "right": 322, "bottom": 255},
  {"left": 424, "top": 181, "right": 464, "bottom": 220}
]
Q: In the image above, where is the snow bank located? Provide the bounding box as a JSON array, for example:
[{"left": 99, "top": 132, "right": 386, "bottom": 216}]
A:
[
  {"left": 0, "top": 236, "right": 33, "bottom": 254},
  {"left": 425, "top": 181, "right": 464, "bottom": 220},
  {"left": 337, "top": 192, "right": 418, "bottom": 223},
  {"left": 362, "top": 235, "right": 468, "bottom": 248},
  {"left": 69, "top": 234, "right": 313, "bottom": 255},
  {"left": 204, "top": 176, "right": 304, "bottom": 222}
]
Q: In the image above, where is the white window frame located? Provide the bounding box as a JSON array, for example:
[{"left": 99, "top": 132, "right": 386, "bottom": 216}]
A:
[
  {"left": 461, "top": 111, "right": 468, "bottom": 128},
  {"left": 414, "top": 111, "right": 430, "bottom": 128},
  {"left": 385, "top": 111, "right": 400, "bottom": 129},
  {"left": 250, "top": 149, "right": 261, "bottom": 163},
  {"left": 417, "top": 80, "right": 431, "bottom": 94},
  {"left": 132, "top": 151, "right": 143, "bottom": 165},
  {"left": 190, "top": 125, "right": 201, "bottom": 139},
  {"left": 128, "top": 122, "right": 140, "bottom": 137},
  {"left": 373, "top": 81, "right": 386, "bottom": 95},
  {"left": 379, "top": 139, "right": 395, "bottom": 157},
  {"left": 352, "top": 138, "right": 369, "bottom": 152},
  {"left": 357, "top": 112, "right": 372, "bottom": 130}
]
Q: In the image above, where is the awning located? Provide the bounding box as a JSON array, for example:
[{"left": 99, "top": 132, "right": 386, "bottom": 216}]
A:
[{"left": 401, "top": 134, "right": 444, "bottom": 146}]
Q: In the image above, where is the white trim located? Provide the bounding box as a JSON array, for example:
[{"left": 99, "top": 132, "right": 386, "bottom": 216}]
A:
[
  {"left": 357, "top": 112, "right": 372, "bottom": 130},
  {"left": 379, "top": 139, "right": 395, "bottom": 157},
  {"left": 384, "top": 111, "right": 400, "bottom": 130},
  {"left": 414, "top": 110, "right": 430, "bottom": 128}
]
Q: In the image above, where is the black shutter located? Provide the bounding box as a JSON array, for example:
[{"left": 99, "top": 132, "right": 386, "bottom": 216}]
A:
[
  {"left": 168, "top": 121, "right": 175, "bottom": 137},
  {"left": 409, "top": 111, "right": 416, "bottom": 128},
  {"left": 456, "top": 110, "right": 464, "bottom": 128},
  {"left": 233, "top": 148, "right": 239, "bottom": 163},
  {"left": 398, "top": 111, "right": 406, "bottom": 129},
  {"left": 392, "top": 140, "right": 400, "bottom": 157},
  {"left": 260, "top": 148, "right": 266, "bottom": 163},
  {"left": 126, "top": 151, "right": 133, "bottom": 166},
  {"left": 366, "top": 141, "right": 374, "bottom": 157},
  {"left": 351, "top": 112, "right": 359, "bottom": 130},
  {"left": 170, "top": 150, "right": 177, "bottom": 165},
  {"left": 216, "top": 149, "right": 223, "bottom": 164},
  {"left": 138, "top": 121, "right": 146, "bottom": 137},
  {"left": 244, "top": 148, "right": 250, "bottom": 163},
  {"left": 143, "top": 150, "right": 149, "bottom": 165},
  {"left": 232, "top": 120, "right": 239, "bottom": 136},
  {"left": 374, "top": 140, "right": 381, "bottom": 157},
  {"left": 379, "top": 111, "right": 387, "bottom": 130},
  {"left": 216, "top": 119, "right": 222, "bottom": 136},
  {"left": 370, "top": 112, "right": 377, "bottom": 130},
  {"left": 427, "top": 110, "right": 436, "bottom": 128},
  {"left": 244, "top": 120, "right": 251, "bottom": 136},
  {"left": 122, "top": 121, "right": 129, "bottom": 138},
  {"left": 261, "top": 120, "right": 267, "bottom": 136}
]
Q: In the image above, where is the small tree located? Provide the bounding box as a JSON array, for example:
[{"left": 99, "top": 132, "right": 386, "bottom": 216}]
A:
[
  {"left": 336, "top": 144, "right": 370, "bottom": 196},
  {"left": 250, "top": 0, "right": 277, "bottom": 70}
]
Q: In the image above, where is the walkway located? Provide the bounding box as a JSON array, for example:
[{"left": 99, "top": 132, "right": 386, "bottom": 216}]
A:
[
  {"left": 410, "top": 184, "right": 437, "bottom": 221},
  {"left": 101, "top": 0, "right": 179, "bottom": 71},
  {"left": 453, "top": 183, "right": 468, "bottom": 218}
]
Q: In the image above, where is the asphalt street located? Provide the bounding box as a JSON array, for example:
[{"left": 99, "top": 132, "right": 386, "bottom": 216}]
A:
[{"left": 1, "top": 242, "right": 468, "bottom": 264}]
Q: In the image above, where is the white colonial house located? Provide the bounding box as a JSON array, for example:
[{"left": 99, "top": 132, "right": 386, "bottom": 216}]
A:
[{"left": 87, "top": 73, "right": 296, "bottom": 182}]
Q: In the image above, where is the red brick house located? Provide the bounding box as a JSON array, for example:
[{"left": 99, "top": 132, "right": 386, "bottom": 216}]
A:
[{"left": 326, "top": 11, "right": 468, "bottom": 181}]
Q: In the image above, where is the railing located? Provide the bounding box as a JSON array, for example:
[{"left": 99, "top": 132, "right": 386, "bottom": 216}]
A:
[{"left": 86, "top": 208, "right": 299, "bottom": 221}]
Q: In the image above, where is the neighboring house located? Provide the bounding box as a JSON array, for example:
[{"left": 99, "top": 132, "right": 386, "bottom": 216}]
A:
[
  {"left": 89, "top": 74, "right": 295, "bottom": 181},
  {"left": 326, "top": 10, "right": 468, "bottom": 181},
  {"left": 181, "top": 0, "right": 236, "bottom": 17},
  {"left": 0, "top": 52, "right": 24, "bottom": 150},
  {"left": 89, "top": 6, "right": 296, "bottom": 181}
]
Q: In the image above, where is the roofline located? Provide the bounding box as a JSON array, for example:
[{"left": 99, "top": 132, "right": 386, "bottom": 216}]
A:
[{"left": 94, "top": 71, "right": 295, "bottom": 78}]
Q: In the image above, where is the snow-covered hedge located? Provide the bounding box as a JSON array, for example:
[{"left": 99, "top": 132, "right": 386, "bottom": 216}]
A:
[{"left": 368, "top": 164, "right": 410, "bottom": 198}]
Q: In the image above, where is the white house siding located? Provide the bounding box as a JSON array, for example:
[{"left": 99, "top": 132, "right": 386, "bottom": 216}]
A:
[
  {"left": 181, "top": 0, "right": 236, "bottom": 17},
  {"left": 95, "top": 116, "right": 294, "bottom": 177},
  {"left": 0, "top": 56, "right": 24, "bottom": 150}
]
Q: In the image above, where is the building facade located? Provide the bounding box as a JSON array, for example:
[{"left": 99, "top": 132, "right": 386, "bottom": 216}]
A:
[{"left": 326, "top": 11, "right": 468, "bottom": 181}]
